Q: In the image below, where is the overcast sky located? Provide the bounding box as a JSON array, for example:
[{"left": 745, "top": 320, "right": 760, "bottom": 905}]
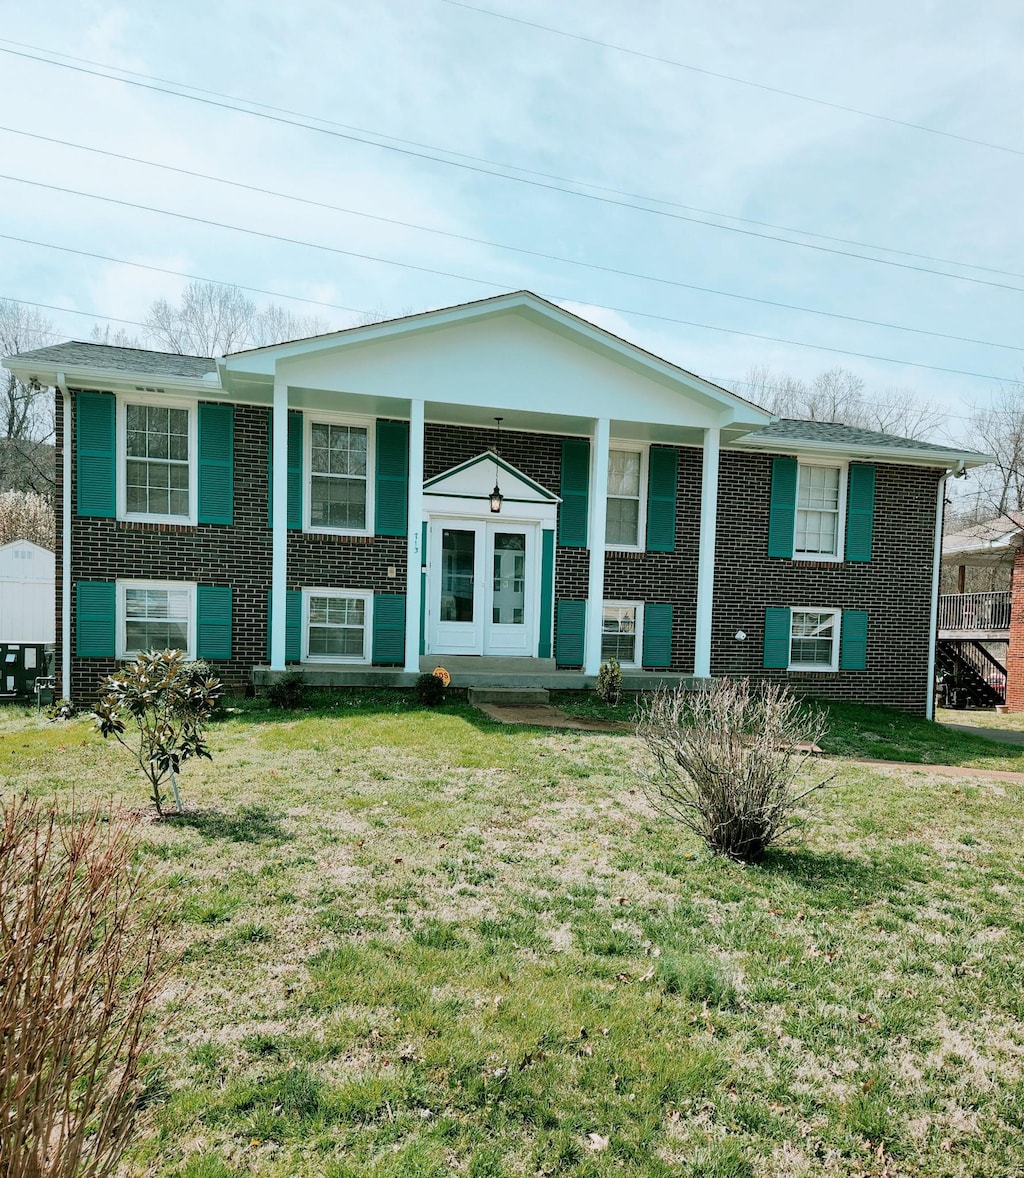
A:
[{"left": 2, "top": 0, "right": 1023, "bottom": 443}]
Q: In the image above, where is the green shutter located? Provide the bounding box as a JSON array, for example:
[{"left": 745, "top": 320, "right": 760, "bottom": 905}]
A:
[
  {"left": 840, "top": 610, "right": 869, "bottom": 670},
  {"left": 267, "top": 589, "right": 301, "bottom": 663},
  {"left": 646, "top": 447, "right": 678, "bottom": 552},
  {"left": 76, "top": 391, "right": 116, "bottom": 518},
  {"left": 198, "top": 403, "right": 234, "bottom": 525},
  {"left": 538, "top": 530, "right": 555, "bottom": 658},
  {"left": 763, "top": 607, "right": 791, "bottom": 669},
  {"left": 197, "top": 585, "right": 232, "bottom": 660},
  {"left": 76, "top": 581, "right": 115, "bottom": 657},
  {"left": 559, "top": 439, "right": 590, "bottom": 548},
  {"left": 642, "top": 603, "right": 673, "bottom": 668},
  {"left": 375, "top": 420, "right": 409, "bottom": 536},
  {"left": 268, "top": 410, "right": 303, "bottom": 529},
  {"left": 555, "top": 600, "right": 586, "bottom": 666},
  {"left": 767, "top": 457, "right": 797, "bottom": 559},
  {"left": 845, "top": 465, "right": 876, "bottom": 562},
  {"left": 372, "top": 593, "right": 406, "bottom": 665}
]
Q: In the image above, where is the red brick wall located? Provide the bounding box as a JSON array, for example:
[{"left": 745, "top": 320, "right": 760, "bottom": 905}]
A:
[{"left": 1003, "top": 546, "right": 1024, "bottom": 711}]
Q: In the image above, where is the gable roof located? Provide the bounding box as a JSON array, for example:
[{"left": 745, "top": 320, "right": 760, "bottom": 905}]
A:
[
  {"left": 220, "top": 290, "right": 770, "bottom": 424},
  {"left": 737, "top": 418, "right": 992, "bottom": 468},
  {"left": 5, "top": 341, "right": 217, "bottom": 380}
]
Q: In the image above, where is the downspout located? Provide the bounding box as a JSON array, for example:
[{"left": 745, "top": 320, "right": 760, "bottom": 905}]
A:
[
  {"left": 925, "top": 471, "right": 947, "bottom": 721},
  {"left": 57, "top": 373, "right": 71, "bottom": 701}
]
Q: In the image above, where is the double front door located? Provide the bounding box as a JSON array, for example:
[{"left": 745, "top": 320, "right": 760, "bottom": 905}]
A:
[{"left": 428, "top": 519, "right": 537, "bottom": 656}]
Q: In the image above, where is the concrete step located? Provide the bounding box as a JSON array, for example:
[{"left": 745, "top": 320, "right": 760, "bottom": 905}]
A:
[
  {"left": 422, "top": 655, "right": 557, "bottom": 674},
  {"left": 467, "top": 686, "right": 551, "bottom": 706}
]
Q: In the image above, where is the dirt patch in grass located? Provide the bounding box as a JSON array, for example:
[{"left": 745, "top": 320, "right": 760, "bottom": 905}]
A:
[{"left": 5, "top": 700, "right": 1024, "bottom": 1177}]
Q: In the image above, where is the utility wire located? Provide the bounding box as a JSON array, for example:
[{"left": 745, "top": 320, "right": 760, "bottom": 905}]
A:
[
  {"left": 0, "top": 295, "right": 150, "bottom": 331},
  {"left": 0, "top": 170, "right": 1015, "bottom": 379},
  {"left": 2, "top": 44, "right": 1022, "bottom": 293},
  {"left": 5, "top": 231, "right": 1016, "bottom": 404},
  {"left": 0, "top": 40, "right": 1017, "bottom": 281},
  {"left": 4, "top": 126, "right": 1022, "bottom": 353},
  {"left": 442, "top": 0, "right": 1024, "bottom": 159},
  {"left": 0, "top": 233, "right": 365, "bottom": 318}
]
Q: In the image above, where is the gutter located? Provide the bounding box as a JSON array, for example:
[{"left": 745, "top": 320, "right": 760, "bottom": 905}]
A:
[
  {"left": 926, "top": 472, "right": 947, "bottom": 721},
  {"left": 57, "top": 372, "right": 71, "bottom": 701}
]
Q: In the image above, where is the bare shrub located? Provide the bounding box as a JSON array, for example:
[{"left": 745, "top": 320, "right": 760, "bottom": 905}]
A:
[
  {"left": 0, "top": 797, "right": 167, "bottom": 1177},
  {"left": 636, "top": 679, "right": 831, "bottom": 863}
]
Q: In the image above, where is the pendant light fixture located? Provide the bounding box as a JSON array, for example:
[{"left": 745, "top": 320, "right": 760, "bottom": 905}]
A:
[{"left": 489, "top": 416, "right": 504, "bottom": 513}]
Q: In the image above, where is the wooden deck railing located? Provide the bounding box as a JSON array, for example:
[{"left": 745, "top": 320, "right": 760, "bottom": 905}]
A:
[{"left": 938, "top": 591, "right": 1011, "bottom": 632}]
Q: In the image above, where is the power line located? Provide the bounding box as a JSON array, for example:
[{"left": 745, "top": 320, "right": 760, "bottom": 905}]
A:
[
  {"left": 1, "top": 172, "right": 1018, "bottom": 381},
  {"left": 0, "top": 295, "right": 149, "bottom": 331},
  {"left": 442, "top": 0, "right": 1024, "bottom": 159},
  {"left": 1, "top": 171, "right": 1020, "bottom": 380},
  {"left": 5, "top": 127, "right": 1022, "bottom": 354},
  {"left": 0, "top": 233, "right": 365, "bottom": 318},
  {"left": 0, "top": 41, "right": 1018, "bottom": 282},
  {"left": 3, "top": 43, "right": 1023, "bottom": 294}
]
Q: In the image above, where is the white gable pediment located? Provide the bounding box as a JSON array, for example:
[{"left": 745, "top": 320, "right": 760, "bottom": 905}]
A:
[{"left": 424, "top": 452, "right": 559, "bottom": 504}]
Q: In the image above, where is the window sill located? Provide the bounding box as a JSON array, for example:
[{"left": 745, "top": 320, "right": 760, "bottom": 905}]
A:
[{"left": 116, "top": 519, "right": 196, "bottom": 533}]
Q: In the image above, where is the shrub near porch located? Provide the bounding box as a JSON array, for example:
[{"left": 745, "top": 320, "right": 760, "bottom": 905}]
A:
[{"left": 2, "top": 698, "right": 1023, "bottom": 1176}]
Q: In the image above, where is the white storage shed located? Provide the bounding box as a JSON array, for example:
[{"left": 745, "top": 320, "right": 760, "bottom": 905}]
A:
[{"left": 0, "top": 539, "right": 55, "bottom": 644}]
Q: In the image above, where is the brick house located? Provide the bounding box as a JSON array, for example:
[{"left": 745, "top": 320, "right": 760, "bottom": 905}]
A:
[{"left": 3, "top": 291, "right": 989, "bottom": 714}]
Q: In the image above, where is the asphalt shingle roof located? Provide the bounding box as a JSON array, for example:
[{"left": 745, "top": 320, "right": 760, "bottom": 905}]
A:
[
  {"left": 742, "top": 418, "right": 981, "bottom": 455},
  {"left": 5, "top": 342, "right": 218, "bottom": 379}
]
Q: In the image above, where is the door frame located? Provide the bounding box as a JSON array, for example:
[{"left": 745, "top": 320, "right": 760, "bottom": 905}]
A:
[{"left": 425, "top": 515, "right": 541, "bottom": 656}]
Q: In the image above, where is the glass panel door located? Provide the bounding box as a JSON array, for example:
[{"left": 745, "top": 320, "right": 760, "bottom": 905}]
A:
[
  {"left": 491, "top": 533, "right": 526, "bottom": 626},
  {"left": 440, "top": 528, "right": 476, "bottom": 622}
]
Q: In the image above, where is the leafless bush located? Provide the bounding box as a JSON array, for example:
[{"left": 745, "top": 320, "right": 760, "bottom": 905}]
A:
[
  {"left": 636, "top": 679, "right": 831, "bottom": 863},
  {"left": 0, "top": 797, "right": 167, "bottom": 1177}
]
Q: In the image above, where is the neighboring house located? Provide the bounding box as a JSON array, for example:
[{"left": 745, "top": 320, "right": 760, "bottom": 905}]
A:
[
  {"left": 940, "top": 515, "right": 1024, "bottom": 709},
  {"left": 2, "top": 291, "right": 990, "bottom": 714},
  {"left": 0, "top": 538, "right": 55, "bottom": 644}
]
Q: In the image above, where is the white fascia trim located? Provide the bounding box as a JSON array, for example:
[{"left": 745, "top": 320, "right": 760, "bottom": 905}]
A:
[
  {"left": 2, "top": 361, "right": 220, "bottom": 394},
  {"left": 221, "top": 292, "right": 772, "bottom": 421},
  {"left": 732, "top": 436, "right": 994, "bottom": 469}
]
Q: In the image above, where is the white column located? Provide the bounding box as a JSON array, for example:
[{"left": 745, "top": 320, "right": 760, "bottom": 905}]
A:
[
  {"left": 584, "top": 417, "right": 610, "bottom": 676},
  {"left": 404, "top": 399, "right": 425, "bottom": 672},
  {"left": 694, "top": 425, "right": 721, "bottom": 679},
  {"left": 270, "top": 375, "right": 289, "bottom": 670},
  {"left": 58, "top": 375, "right": 71, "bottom": 699}
]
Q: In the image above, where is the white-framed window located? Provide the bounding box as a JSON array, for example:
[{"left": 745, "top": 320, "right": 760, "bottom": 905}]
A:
[
  {"left": 606, "top": 445, "right": 648, "bottom": 549},
  {"left": 117, "top": 396, "right": 197, "bottom": 524},
  {"left": 305, "top": 414, "right": 374, "bottom": 534},
  {"left": 795, "top": 462, "right": 846, "bottom": 561},
  {"left": 789, "top": 608, "right": 840, "bottom": 671},
  {"left": 302, "top": 589, "right": 372, "bottom": 662},
  {"left": 601, "top": 601, "right": 643, "bottom": 667},
  {"left": 116, "top": 580, "right": 196, "bottom": 659}
]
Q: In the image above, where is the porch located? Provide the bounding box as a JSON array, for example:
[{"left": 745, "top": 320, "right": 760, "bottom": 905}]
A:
[
  {"left": 936, "top": 592, "right": 1009, "bottom": 707},
  {"left": 252, "top": 655, "right": 707, "bottom": 693},
  {"left": 937, "top": 591, "right": 1011, "bottom": 640}
]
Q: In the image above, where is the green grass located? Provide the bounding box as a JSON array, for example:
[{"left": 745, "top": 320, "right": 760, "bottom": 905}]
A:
[
  {"left": 551, "top": 691, "right": 1024, "bottom": 771},
  {"left": 4, "top": 694, "right": 1024, "bottom": 1175}
]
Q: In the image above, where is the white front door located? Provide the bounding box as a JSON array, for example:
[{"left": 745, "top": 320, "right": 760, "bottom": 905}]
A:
[{"left": 428, "top": 519, "right": 537, "bottom": 656}]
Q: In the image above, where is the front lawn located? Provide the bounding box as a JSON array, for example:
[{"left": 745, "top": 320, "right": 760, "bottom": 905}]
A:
[{"left": 3, "top": 698, "right": 1023, "bottom": 1176}]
